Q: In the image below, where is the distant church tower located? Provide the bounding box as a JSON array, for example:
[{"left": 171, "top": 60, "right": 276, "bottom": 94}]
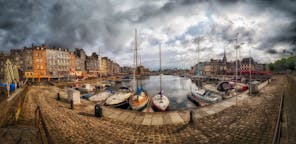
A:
[{"left": 222, "top": 47, "right": 227, "bottom": 62}]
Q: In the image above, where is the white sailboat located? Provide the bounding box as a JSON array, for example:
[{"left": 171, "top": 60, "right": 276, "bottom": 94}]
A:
[
  {"left": 89, "top": 47, "right": 113, "bottom": 103},
  {"left": 89, "top": 91, "right": 112, "bottom": 103},
  {"left": 129, "top": 29, "right": 149, "bottom": 110},
  {"left": 105, "top": 86, "right": 132, "bottom": 108},
  {"left": 152, "top": 44, "right": 169, "bottom": 111},
  {"left": 104, "top": 43, "right": 133, "bottom": 108}
]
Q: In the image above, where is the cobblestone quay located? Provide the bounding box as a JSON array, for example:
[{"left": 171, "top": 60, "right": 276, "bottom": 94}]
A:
[{"left": 12, "top": 76, "right": 285, "bottom": 143}]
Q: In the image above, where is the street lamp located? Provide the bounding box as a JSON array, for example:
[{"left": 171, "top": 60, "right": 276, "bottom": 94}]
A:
[{"left": 234, "top": 33, "right": 245, "bottom": 105}]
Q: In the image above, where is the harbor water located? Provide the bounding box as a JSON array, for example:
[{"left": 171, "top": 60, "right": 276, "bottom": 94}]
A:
[{"left": 120, "top": 75, "right": 198, "bottom": 110}]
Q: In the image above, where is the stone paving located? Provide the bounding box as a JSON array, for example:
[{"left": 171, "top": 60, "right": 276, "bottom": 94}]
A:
[
  {"left": 5, "top": 76, "right": 284, "bottom": 143},
  {"left": 285, "top": 75, "right": 296, "bottom": 144}
]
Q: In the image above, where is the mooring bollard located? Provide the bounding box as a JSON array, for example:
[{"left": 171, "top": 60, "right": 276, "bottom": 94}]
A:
[
  {"left": 95, "top": 104, "right": 102, "bottom": 117},
  {"left": 70, "top": 100, "right": 74, "bottom": 109},
  {"left": 189, "top": 110, "right": 194, "bottom": 124},
  {"left": 57, "top": 93, "right": 60, "bottom": 101}
]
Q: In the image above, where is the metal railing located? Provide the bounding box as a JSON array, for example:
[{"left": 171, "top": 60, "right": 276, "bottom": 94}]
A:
[
  {"left": 35, "top": 106, "right": 53, "bottom": 144},
  {"left": 272, "top": 94, "right": 284, "bottom": 144}
]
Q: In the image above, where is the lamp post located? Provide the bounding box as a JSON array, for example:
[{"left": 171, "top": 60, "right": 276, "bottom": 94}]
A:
[{"left": 234, "top": 33, "right": 245, "bottom": 105}]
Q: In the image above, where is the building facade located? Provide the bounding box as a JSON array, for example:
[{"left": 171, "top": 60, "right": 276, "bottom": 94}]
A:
[
  {"left": 2, "top": 45, "right": 122, "bottom": 80},
  {"left": 86, "top": 53, "right": 100, "bottom": 75},
  {"left": 113, "top": 63, "right": 121, "bottom": 75},
  {"left": 46, "top": 48, "right": 70, "bottom": 78},
  {"left": 74, "top": 48, "right": 86, "bottom": 76},
  {"left": 33, "top": 45, "right": 47, "bottom": 78},
  {"left": 10, "top": 49, "right": 23, "bottom": 69},
  {"left": 0, "top": 53, "right": 10, "bottom": 82}
]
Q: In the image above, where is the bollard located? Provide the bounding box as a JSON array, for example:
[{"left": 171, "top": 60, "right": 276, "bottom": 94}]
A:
[
  {"left": 57, "top": 93, "right": 60, "bottom": 101},
  {"left": 189, "top": 110, "right": 194, "bottom": 124},
  {"left": 95, "top": 104, "right": 102, "bottom": 117},
  {"left": 70, "top": 100, "right": 74, "bottom": 109}
]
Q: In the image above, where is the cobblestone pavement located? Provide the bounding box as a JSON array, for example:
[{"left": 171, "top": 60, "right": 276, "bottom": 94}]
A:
[
  {"left": 285, "top": 75, "right": 296, "bottom": 144},
  {"left": 18, "top": 76, "right": 286, "bottom": 144}
]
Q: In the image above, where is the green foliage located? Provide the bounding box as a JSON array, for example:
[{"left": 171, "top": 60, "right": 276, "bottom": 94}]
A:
[{"left": 270, "top": 55, "right": 296, "bottom": 71}]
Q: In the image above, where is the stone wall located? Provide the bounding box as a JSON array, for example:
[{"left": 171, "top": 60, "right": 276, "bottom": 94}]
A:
[{"left": 0, "top": 86, "right": 28, "bottom": 127}]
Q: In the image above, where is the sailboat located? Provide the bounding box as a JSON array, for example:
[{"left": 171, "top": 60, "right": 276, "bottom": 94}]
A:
[
  {"left": 105, "top": 86, "right": 133, "bottom": 108},
  {"left": 104, "top": 46, "right": 133, "bottom": 108},
  {"left": 129, "top": 29, "right": 149, "bottom": 111},
  {"left": 189, "top": 37, "right": 221, "bottom": 105},
  {"left": 88, "top": 48, "right": 113, "bottom": 103},
  {"left": 152, "top": 44, "right": 170, "bottom": 111}
]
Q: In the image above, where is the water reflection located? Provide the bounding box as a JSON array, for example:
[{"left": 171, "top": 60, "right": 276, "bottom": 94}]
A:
[{"left": 121, "top": 75, "right": 198, "bottom": 110}]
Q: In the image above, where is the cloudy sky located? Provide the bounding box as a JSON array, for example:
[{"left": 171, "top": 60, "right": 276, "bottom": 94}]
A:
[{"left": 0, "top": 0, "right": 295, "bottom": 69}]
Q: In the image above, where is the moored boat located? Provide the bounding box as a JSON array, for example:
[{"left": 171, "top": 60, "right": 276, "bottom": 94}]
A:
[
  {"left": 191, "top": 87, "right": 222, "bottom": 103},
  {"left": 105, "top": 87, "right": 132, "bottom": 108},
  {"left": 129, "top": 87, "right": 149, "bottom": 111},
  {"left": 187, "top": 94, "right": 208, "bottom": 107},
  {"left": 152, "top": 90, "right": 169, "bottom": 111},
  {"left": 152, "top": 44, "right": 170, "bottom": 111},
  {"left": 89, "top": 89, "right": 113, "bottom": 103},
  {"left": 128, "top": 30, "right": 149, "bottom": 111}
]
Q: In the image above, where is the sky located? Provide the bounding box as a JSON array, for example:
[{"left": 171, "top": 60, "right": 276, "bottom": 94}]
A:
[{"left": 0, "top": 0, "right": 295, "bottom": 69}]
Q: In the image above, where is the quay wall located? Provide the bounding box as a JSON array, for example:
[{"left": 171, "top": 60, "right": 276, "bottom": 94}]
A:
[{"left": 0, "top": 86, "right": 29, "bottom": 127}]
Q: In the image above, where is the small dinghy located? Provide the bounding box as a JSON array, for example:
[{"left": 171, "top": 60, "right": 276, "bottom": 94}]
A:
[
  {"left": 129, "top": 87, "right": 149, "bottom": 111},
  {"left": 105, "top": 87, "right": 132, "bottom": 108},
  {"left": 152, "top": 90, "right": 169, "bottom": 111}
]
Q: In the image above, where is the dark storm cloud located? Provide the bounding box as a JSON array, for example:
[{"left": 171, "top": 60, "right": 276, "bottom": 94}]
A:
[
  {"left": 266, "top": 49, "right": 278, "bottom": 55},
  {"left": 0, "top": 0, "right": 295, "bottom": 67},
  {"left": 252, "top": 0, "right": 296, "bottom": 53}
]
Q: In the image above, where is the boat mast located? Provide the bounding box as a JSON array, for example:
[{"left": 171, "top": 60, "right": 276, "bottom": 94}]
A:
[
  {"left": 159, "top": 44, "right": 162, "bottom": 95},
  {"left": 139, "top": 39, "right": 143, "bottom": 87},
  {"left": 135, "top": 29, "right": 138, "bottom": 88},
  {"left": 249, "top": 48, "right": 252, "bottom": 96},
  {"left": 99, "top": 47, "right": 102, "bottom": 82},
  {"left": 197, "top": 36, "right": 200, "bottom": 71},
  {"left": 235, "top": 33, "right": 238, "bottom": 105},
  {"left": 132, "top": 29, "right": 137, "bottom": 91}
]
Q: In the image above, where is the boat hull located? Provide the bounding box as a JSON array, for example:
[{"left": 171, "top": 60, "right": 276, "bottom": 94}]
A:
[
  {"left": 152, "top": 104, "right": 168, "bottom": 111},
  {"left": 187, "top": 94, "right": 207, "bottom": 107},
  {"left": 152, "top": 95, "right": 169, "bottom": 111},
  {"left": 105, "top": 92, "right": 132, "bottom": 109},
  {"left": 109, "top": 100, "right": 129, "bottom": 109},
  {"left": 191, "top": 90, "right": 219, "bottom": 103},
  {"left": 129, "top": 96, "right": 149, "bottom": 111},
  {"left": 89, "top": 92, "right": 111, "bottom": 103}
]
